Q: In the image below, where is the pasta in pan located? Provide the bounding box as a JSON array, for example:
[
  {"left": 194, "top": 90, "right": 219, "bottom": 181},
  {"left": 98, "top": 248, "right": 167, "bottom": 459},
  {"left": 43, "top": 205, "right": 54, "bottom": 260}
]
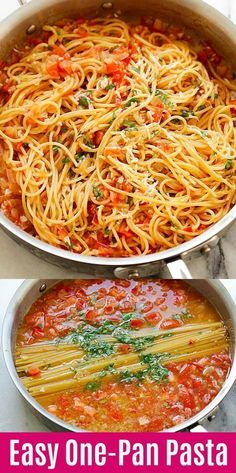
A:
[{"left": 0, "top": 17, "right": 235, "bottom": 256}]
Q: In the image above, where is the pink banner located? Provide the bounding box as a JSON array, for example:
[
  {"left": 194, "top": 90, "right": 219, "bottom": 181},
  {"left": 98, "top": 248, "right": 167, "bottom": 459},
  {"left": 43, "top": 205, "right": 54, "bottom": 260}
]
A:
[{"left": 0, "top": 432, "right": 234, "bottom": 473}]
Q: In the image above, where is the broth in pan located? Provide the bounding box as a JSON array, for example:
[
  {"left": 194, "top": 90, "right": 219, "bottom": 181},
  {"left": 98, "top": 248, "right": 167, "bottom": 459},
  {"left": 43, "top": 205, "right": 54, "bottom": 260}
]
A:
[{"left": 15, "top": 280, "right": 231, "bottom": 431}]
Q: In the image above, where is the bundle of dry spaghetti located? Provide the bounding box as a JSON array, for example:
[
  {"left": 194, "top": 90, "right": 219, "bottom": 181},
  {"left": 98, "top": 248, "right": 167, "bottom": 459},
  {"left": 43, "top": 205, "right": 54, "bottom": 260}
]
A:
[
  {"left": 15, "top": 322, "right": 229, "bottom": 397},
  {"left": 0, "top": 17, "right": 236, "bottom": 256}
]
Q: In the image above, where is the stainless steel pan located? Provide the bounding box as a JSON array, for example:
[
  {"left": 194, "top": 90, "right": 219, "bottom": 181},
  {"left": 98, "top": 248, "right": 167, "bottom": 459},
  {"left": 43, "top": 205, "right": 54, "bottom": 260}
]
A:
[
  {"left": 2, "top": 279, "right": 236, "bottom": 432},
  {"left": 0, "top": 0, "right": 236, "bottom": 278}
]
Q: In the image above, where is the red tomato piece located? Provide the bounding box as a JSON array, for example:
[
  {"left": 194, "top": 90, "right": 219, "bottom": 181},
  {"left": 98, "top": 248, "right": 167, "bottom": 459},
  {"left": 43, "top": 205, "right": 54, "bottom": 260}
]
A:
[
  {"left": 93, "top": 130, "right": 104, "bottom": 147},
  {"left": 119, "top": 343, "right": 130, "bottom": 353},
  {"left": 27, "top": 367, "right": 41, "bottom": 377},
  {"left": 144, "top": 312, "right": 160, "bottom": 325},
  {"left": 32, "top": 327, "right": 44, "bottom": 338},
  {"left": 86, "top": 310, "right": 97, "bottom": 322},
  {"left": 130, "top": 318, "right": 145, "bottom": 329},
  {"left": 160, "top": 319, "right": 182, "bottom": 329}
]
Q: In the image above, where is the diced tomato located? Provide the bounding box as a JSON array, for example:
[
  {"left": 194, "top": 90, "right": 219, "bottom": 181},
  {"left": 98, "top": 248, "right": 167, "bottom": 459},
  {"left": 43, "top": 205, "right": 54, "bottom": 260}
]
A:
[
  {"left": 178, "top": 385, "right": 195, "bottom": 409},
  {"left": 110, "top": 406, "right": 123, "bottom": 421},
  {"left": 119, "top": 343, "right": 130, "bottom": 353},
  {"left": 142, "top": 301, "right": 154, "bottom": 313},
  {"left": 86, "top": 310, "right": 97, "bottom": 322},
  {"left": 230, "top": 100, "right": 236, "bottom": 117},
  {"left": 27, "top": 367, "right": 41, "bottom": 377},
  {"left": 51, "top": 44, "right": 67, "bottom": 57},
  {"left": 47, "top": 62, "right": 60, "bottom": 78},
  {"left": 106, "top": 62, "right": 125, "bottom": 84},
  {"left": 77, "top": 29, "right": 88, "bottom": 38},
  {"left": 160, "top": 319, "right": 182, "bottom": 329},
  {"left": 104, "top": 305, "right": 115, "bottom": 315},
  {"left": 58, "top": 60, "right": 73, "bottom": 75},
  {"left": 144, "top": 312, "right": 160, "bottom": 325},
  {"left": 13, "top": 142, "right": 23, "bottom": 153},
  {"left": 184, "top": 226, "right": 192, "bottom": 232},
  {"left": 93, "top": 130, "right": 104, "bottom": 147},
  {"left": 117, "top": 222, "right": 134, "bottom": 238},
  {"left": 131, "top": 286, "right": 139, "bottom": 296},
  {"left": 56, "top": 225, "right": 69, "bottom": 239},
  {"left": 130, "top": 318, "right": 145, "bottom": 329},
  {"left": 32, "top": 327, "right": 44, "bottom": 338}
]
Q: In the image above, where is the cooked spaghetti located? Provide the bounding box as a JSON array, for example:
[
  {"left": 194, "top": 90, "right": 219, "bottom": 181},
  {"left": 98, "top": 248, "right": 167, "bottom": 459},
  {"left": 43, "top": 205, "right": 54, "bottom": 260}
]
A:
[
  {"left": 0, "top": 17, "right": 236, "bottom": 256},
  {"left": 15, "top": 279, "right": 231, "bottom": 431}
]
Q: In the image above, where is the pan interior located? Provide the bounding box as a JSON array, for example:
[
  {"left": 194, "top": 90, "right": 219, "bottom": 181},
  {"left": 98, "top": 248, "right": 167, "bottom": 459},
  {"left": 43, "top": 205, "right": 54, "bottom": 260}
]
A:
[{"left": 4, "top": 279, "right": 236, "bottom": 432}]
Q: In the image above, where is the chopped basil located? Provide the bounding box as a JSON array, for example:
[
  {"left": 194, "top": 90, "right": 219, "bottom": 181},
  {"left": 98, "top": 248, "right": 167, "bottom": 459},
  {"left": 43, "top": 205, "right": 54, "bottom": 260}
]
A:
[
  {"left": 79, "top": 96, "right": 90, "bottom": 108},
  {"left": 105, "top": 83, "right": 115, "bottom": 90},
  {"left": 197, "top": 104, "right": 206, "bottom": 111},
  {"left": 99, "top": 364, "right": 116, "bottom": 377},
  {"left": 173, "top": 310, "right": 192, "bottom": 321},
  {"left": 115, "top": 329, "right": 155, "bottom": 352},
  {"left": 65, "top": 241, "right": 74, "bottom": 250},
  {"left": 119, "top": 369, "right": 145, "bottom": 383},
  {"left": 69, "top": 169, "right": 76, "bottom": 178},
  {"left": 84, "top": 139, "right": 95, "bottom": 148},
  {"left": 140, "top": 353, "right": 169, "bottom": 382},
  {"left": 155, "top": 89, "right": 174, "bottom": 108},
  {"left": 109, "top": 45, "right": 118, "bottom": 52},
  {"left": 52, "top": 146, "right": 59, "bottom": 152},
  {"left": 109, "top": 111, "right": 117, "bottom": 124},
  {"left": 131, "top": 66, "right": 141, "bottom": 73},
  {"left": 124, "top": 97, "right": 139, "bottom": 107},
  {"left": 123, "top": 119, "right": 137, "bottom": 129},
  {"left": 181, "top": 109, "right": 195, "bottom": 118},
  {"left": 93, "top": 185, "right": 103, "bottom": 200},
  {"left": 84, "top": 381, "right": 101, "bottom": 391},
  {"left": 75, "top": 152, "right": 86, "bottom": 161},
  {"left": 105, "top": 228, "right": 110, "bottom": 235},
  {"left": 62, "top": 157, "right": 70, "bottom": 164},
  {"left": 225, "top": 159, "right": 233, "bottom": 170}
]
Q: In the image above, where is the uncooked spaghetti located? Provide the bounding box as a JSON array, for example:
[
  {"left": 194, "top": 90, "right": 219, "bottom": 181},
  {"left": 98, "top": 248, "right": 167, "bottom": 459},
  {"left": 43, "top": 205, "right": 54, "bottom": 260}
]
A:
[{"left": 0, "top": 17, "right": 235, "bottom": 256}]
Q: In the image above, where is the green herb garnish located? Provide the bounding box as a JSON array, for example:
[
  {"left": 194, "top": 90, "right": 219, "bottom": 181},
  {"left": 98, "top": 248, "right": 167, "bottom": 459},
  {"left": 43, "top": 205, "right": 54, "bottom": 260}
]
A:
[
  {"left": 75, "top": 152, "right": 86, "bottom": 161},
  {"left": 197, "top": 105, "right": 205, "bottom": 111},
  {"left": 123, "top": 119, "right": 137, "bottom": 130},
  {"left": 62, "top": 157, "right": 70, "bottom": 164},
  {"left": 172, "top": 310, "right": 192, "bottom": 321},
  {"left": 105, "top": 83, "right": 115, "bottom": 90},
  {"left": 181, "top": 109, "right": 195, "bottom": 118},
  {"left": 155, "top": 89, "right": 174, "bottom": 108},
  {"left": 124, "top": 97, "right": 139, "bottom": 108},
  {"left": 93, "top": 185, "right": 103, "bottom": 200},
  {"left": 131, "top": 66, "right": 141, "bottom": 73},
  {"left": 79, "top": 96, "right": 90, "bottom": 108},
  {"left": 85, "top": 381, "right": 101, "bottom": 391},
  {"left": 225, "top": 159, "right": 233, "bottom": 170}
]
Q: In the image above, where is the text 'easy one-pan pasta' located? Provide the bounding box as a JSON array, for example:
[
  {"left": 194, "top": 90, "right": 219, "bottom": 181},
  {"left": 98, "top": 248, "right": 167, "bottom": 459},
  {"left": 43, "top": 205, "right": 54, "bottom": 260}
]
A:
[
  {"left": 15, "top": 280, "right": 231, "bottom": 431},
  {"left": 0, "top": 17, "right": 235, "bottom": 256}
]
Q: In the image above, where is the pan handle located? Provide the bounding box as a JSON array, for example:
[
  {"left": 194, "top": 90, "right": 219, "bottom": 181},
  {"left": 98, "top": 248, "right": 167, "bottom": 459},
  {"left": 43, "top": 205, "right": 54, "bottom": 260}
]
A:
[
  {"left": 190, "top": 425, "right": 208, "bottom": 433},
  {"left": 114, "top": 257, "right": 192, "bottom": 279},
  {"left": 166, "top": 258, "right": 192, "bottom": 279}
]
